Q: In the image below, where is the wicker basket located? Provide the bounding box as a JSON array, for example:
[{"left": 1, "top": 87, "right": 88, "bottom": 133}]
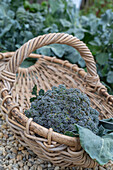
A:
[{"left": 0, "top": 33, "right": 113, "bottom": 168}]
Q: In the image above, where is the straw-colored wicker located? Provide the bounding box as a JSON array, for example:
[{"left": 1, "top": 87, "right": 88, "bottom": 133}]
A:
[{"left": 0, "top": 33, "right": 113, "bottom": 168}]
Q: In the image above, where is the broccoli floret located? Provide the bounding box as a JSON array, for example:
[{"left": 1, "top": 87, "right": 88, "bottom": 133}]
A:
[{"left": 25, "top": 85, "right": 100, "bottom": 134}]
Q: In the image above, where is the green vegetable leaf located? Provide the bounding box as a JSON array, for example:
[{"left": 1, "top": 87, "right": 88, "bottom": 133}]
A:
[
  {"left": 60, "top": 19, "right": 72, "bottom": 28},
  {"left": 22, "top": 31, "right": 33, "bottom": 43},
  {"left": 101, "top": 9, "right": 112, "bottom": 24},
  {"left": 75, "top": 124, "right": 113, "bottom": 165},
  {"left": 32, "top": 85, "right": 37, "bottom": 96},
  {"left": 78, "top": 57, "right": 86, "bottom": 67},
  {"left": 50, "top": 44, "right": 65, "bottom": 58},
  {"left": 20, "top": 58, "right": 36, "bottom": 68},
  {"left": 36, "top": 46, "right": 53, "bottom": 56},
  {"left": 99, "top": 118, "right": 113, "bottom": 130},
  {"left": 96, "top": 53, "right": 108, "bottom": 65},
  {"left": 64, "top": 49, "right": 80, "bottom": 64},
  {"left": 107, "top": 71, "right": 113, "bottom": 83},
  {"left": 109, "top": 31, "right": 113, "bottom": 43},
  {"left": 101, "top": 64, "right": 108, "bottom": 77}
]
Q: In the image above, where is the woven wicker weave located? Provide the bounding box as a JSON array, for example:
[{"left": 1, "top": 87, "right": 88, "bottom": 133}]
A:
[{"left": 0, "top": 33, "right": 113, "bottom": 168}]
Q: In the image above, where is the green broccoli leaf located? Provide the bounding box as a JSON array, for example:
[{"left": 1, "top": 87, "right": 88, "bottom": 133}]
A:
[
  {"left": 107, "top": 71, "right": 113, "bottom": 83},
  {"left": 75, "top": 123, "right": 113, "bottom": 165},
  {"left": 96, "top": 53, "right": 108, "bottom": 65},
  {"left": 99, "top": 118, "right": 113, "bottom": 130},
  {"left": 32, "top": 85, "right": 37, "bottom": 96}
]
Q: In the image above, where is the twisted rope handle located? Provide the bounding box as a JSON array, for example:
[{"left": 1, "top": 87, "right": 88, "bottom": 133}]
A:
[{"left": 6, "top": 33, "right": 97, "bottom": 77}]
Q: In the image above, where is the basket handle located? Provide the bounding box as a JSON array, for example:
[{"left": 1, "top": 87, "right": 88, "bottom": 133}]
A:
[{"left": 6, "top": 33, "right": 97, "bottom": 77}]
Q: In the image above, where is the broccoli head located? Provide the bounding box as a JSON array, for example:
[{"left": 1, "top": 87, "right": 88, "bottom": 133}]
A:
[{"left": 25, "top": 85, "right": 99, "bottom": 134}]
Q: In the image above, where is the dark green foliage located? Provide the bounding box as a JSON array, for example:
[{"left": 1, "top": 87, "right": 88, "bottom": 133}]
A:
[
  {"left": 32, "top": 85, "right": 37, "bottom": 96},
  {"left": 30, "top": 85, "right": 37, "bottom": 102},
  {"left": 25, "top": 85, "right": 99, "bottom": 135},
  {"left": 0, "top": 0, "right": 113, "bottom": 93},
  {"left": 98, "top": 118, "right": 113, "bottom": 137},
  {"left": 79, "top": 10, "right": 113, "bottom": 94},
  {"left": 98, "top": 125, "right": 106, "bottom": 137}
]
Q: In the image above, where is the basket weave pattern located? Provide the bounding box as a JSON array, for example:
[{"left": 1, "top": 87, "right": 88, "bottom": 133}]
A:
[{"left": 0, "top": 33, "right": 113, "bottom": 168}]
